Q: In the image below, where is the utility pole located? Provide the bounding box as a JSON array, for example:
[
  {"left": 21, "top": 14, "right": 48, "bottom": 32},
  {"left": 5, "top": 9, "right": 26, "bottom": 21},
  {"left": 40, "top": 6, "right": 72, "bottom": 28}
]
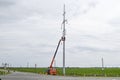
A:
[
  {"left": 62, "top": 4, "right": 67, "bottom": 76},
  {"left": 102, "top": 58, "right": 104, "bottom": 71},
  {"left": 27, "top": 62, "right": 29, "bottom": 68},
  {"left": 35, "top": 64, "right": 37, "bottom": 73},
  {"left": 101, "top": 58, "right": 105, "bottom": 76},
  {"left": 47, "top": 4, "right": 67, "bottom": 75}
]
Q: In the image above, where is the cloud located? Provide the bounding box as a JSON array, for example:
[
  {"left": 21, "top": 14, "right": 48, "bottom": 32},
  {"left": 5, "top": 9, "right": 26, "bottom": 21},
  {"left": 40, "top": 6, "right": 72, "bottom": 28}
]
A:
[
  {"left": 109, "top": 18, "right": 120, "bottom": 28},
  {"left": 0, "top": 0, "right": 99, "bottom": 24},
  {"left": 1, "top": 0, "right": 120, "bottom": 67},
  {"left": 0, "top": 0, "right": 15, "bottom": 7}
]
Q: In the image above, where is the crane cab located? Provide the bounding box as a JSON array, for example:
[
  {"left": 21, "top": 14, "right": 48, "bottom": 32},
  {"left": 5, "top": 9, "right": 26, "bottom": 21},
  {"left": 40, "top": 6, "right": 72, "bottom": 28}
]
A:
[{"left": 47, "top": 67, "right": 57, "bottom": 75}]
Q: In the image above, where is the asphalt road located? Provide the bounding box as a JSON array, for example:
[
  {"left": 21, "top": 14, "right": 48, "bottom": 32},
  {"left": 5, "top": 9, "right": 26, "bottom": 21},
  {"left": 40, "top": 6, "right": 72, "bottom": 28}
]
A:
[{"left": 0, "top": 72, "right": 120, "bottom": 80}]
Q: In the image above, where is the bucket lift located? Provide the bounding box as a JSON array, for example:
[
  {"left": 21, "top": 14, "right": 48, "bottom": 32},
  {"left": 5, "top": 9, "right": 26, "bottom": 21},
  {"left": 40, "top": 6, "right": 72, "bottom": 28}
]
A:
[{"left": 47, "top": 37, "right": 65, "bottom": 75}]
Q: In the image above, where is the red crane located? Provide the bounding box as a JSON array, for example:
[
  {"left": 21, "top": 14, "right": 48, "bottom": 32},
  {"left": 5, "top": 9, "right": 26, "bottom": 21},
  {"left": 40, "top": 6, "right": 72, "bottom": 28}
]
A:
[{"left": 47, "top": 38, "right": 64, "bottom": 75}]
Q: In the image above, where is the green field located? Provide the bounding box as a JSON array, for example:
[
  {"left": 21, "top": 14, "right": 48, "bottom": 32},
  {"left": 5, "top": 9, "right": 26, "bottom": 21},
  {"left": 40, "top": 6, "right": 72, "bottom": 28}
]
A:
[
  {"left": 0, "top": 71, "right": 3, "bottom": 75},
  {"left": 0, "top": 70, "right": 9, "bottom": 75},
  {"left": 8, "top": 67, "right": 120, "bottom": 77}
]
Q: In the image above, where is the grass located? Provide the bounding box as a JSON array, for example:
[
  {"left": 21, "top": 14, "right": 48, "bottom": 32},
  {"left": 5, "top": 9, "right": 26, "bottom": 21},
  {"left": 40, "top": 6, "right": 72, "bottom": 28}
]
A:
[
  {"left": 61, "top": 67, "right": 120, "bottom": 77},
  {"left": 0, "top": 71, "right": 3, "bottom": 75},
  {"left": 0, "top": 69, "right": 10, "bottom": 75},
  {"left": 8, "top": 67, "right": 47, "bottom": 74},
  {"left": 8, "top": 67, "right": 120, "bottom": 77}
]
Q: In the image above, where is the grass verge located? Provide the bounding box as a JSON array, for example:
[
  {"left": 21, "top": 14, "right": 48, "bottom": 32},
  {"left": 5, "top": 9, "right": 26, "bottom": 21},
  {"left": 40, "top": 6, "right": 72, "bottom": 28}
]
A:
[{"left": 8, "top": 67, "right": 120, "bottom": 77}]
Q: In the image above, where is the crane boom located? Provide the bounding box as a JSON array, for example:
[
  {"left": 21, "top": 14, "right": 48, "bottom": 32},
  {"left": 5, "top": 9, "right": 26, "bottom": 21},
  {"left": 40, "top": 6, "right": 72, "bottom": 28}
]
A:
[
  {"left": 50, "top": 39, "right": 62, "bottom": 68},
  {"left": 47, "top": 38, "right": 62, "bottom": 75}
]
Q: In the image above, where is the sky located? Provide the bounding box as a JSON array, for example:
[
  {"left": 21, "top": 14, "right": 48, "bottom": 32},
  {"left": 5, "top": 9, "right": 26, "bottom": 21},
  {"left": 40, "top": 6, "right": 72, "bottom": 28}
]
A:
[{"left": 0, "top": 0, "right": 120, "bottom": 67}]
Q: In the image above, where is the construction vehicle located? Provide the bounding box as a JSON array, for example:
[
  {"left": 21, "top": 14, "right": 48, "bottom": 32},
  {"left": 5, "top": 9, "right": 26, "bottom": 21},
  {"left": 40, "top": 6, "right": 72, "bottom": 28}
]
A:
[{"left": 47, "top": 37, "right": 65, "bottom": 75}]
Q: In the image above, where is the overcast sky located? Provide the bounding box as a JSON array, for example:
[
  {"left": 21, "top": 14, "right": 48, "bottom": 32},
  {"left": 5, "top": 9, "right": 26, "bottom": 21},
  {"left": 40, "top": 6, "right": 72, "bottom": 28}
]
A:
[{"left": 0, "top": 0, "right": 120, "bottom": 67}]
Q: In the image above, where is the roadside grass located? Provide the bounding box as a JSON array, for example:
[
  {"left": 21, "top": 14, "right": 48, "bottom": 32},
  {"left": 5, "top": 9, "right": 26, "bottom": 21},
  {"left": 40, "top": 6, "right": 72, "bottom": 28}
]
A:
[
  {"left": 9, "top": 67, "right": 47, "bottom": 74},
  {"left": 0, "top": 69, "right": 10, "bottom": 75},
  {"left": 0, "top": 71, "right": 3, "bottom": 75},
  {"left": 9, "top": 67, "right": 120, "bottom": 77},
  {"left": 59, "top": 67, "right": 120, "bottom": 77}
]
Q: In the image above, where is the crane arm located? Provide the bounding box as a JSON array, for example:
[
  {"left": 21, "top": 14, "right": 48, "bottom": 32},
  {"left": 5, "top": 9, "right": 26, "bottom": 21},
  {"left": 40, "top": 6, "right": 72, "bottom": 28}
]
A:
[{"left": 50, "top": 39, "right": 62, "bottom": 68}]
